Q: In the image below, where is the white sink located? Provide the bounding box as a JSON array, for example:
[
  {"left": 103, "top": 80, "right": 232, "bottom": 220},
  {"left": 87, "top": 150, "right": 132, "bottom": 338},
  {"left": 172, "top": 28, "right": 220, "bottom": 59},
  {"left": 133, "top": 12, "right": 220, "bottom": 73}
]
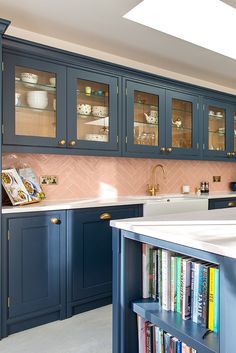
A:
[{"left": 142, "top": 196, "right": 208, "bottom": 216}]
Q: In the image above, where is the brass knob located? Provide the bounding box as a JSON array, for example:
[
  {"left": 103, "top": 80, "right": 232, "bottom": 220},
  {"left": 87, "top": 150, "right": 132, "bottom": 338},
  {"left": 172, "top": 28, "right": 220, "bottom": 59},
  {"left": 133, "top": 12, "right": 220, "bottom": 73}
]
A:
[
  {"left": 51, "top": 218, "right": 60, "bottom": 224},
  {"left": 160, "top": 147, "right": 166, "bottom": 152},
  {"left": 100, "top": 213, "right": 111, "bottom": 220},
  {"left": 58, "top": 139, "right": 66, "bottom": 146},
  {"left": 166, "top": 147, "right": 172, "bottom": 153},
  {"left": 228, "top": 202, "right": 234, "bottom": 207},
  {"left": 231, "top": 152, "right": 235, "bottom": 157},
  {"left": 227, "top": 152, "right": 231, "bottom": 157},
  {"left": 69, "top": 140, "right": 76, "bottom": 146}
]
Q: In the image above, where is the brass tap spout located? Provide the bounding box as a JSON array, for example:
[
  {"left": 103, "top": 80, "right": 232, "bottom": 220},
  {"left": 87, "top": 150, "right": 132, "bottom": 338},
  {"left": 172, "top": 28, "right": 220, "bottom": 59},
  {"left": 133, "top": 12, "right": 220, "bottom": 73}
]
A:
[{"left": 147, "top": 164, "right": 166, "bottom": 196}]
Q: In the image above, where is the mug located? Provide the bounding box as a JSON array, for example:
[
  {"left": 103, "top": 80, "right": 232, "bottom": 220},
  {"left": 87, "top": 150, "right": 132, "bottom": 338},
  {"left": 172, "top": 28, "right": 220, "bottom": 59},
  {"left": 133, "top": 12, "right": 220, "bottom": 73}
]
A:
[{"left": 85, "top": 86, "right": 92, "bottom": 96}]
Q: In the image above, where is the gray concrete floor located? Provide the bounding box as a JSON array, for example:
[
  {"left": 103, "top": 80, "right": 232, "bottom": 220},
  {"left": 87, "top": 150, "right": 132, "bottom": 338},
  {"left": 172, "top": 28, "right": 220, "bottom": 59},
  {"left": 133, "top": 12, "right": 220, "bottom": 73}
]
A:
[{"left": 0, "top": 305, "right": 112, "bottom": 353}]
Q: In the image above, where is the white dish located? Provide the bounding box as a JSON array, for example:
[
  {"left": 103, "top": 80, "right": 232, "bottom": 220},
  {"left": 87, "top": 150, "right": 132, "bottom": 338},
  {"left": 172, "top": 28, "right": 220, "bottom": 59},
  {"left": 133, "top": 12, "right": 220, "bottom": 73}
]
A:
[
  {"left": 92, "top": 105, "right": 108, "bottom": 118},
  {"left": 77, "top": 104, "right": 92, "bottom": 115},
  {"left": 21, "top": 73, "right": 38, "bottom": 84},
  {"left": 85, "top": 134, "right": 108, "bottom": 142},
  {"left": 27, "top": 91, "right": 48, "bottom": 109}
]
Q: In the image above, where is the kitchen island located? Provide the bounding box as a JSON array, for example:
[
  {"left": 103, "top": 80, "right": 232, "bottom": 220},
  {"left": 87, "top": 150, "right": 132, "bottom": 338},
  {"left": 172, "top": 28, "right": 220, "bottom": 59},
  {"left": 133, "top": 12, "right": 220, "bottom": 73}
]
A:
[{"left": 111, "top": 208, "right": 236, "bottom": 353}]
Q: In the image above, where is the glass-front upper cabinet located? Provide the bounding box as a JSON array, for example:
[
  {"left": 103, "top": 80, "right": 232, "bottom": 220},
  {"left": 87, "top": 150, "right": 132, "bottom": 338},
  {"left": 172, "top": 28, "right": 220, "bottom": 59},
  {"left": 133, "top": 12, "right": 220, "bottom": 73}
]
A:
[
  {"left": 67, "top": 68, "right": 119, "bottom": 151},
  {"left": 203, "top": 98, "right": 231, "bottom": 158},
  {"left": 165, "top": 91, "right": 199, "bottom": 156},
  {"left": 234, "top": 111, "right": 236, "bottom": 155},
  {"left": 3, "top": 54, "right": 66, "bottom": 147},
  {"left": 125, "top": 80, "right": 165, "bottom": 155}
]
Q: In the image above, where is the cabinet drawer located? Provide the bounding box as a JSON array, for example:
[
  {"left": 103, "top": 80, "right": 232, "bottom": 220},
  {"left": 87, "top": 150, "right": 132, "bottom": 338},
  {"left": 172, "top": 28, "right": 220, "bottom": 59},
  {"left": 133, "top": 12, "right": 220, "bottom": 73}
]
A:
[{"left": 208, "top": 198, "right": 236, "bottom": 210}]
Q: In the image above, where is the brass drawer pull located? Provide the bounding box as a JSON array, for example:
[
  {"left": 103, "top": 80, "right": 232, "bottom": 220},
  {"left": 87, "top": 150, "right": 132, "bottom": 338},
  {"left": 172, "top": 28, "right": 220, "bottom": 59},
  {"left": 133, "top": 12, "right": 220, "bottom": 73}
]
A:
[
  {"left": 58, "top": 139, "right": 66, "bottom": 146},
  {"left": 160, "top": 147, "right": 166, "bottom": 152},
  {"left": 227, "top": 152, "right": 231, "bottom": 157},
  {"left": 51, "top": 218, "right": 60, "bottom": 224},
  {"left": 227, "top": 202, "right": 234, "bottom": 207},
  {"left": 100, "top": 213, "right": 111, "bottom": 220},
  {"left": 166, "top": 147, "right": 172, "bottom": 153}
]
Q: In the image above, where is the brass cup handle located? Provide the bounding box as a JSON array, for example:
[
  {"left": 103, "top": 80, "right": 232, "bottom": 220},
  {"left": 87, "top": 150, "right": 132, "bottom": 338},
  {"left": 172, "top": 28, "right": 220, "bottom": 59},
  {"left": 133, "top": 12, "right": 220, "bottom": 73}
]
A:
[
  {"left": 58, "top": 139, "right": 66, "bottom": 146},
  {"left": 100, "top": 213, "right": 112, "bottom": 220},
  {"left": 227, "top": 202, "right": 234, "bottom": 207},
  {"left": 69, "top": 140, "right": 76, "bottom": 146},
  {"left": 160, "top": 147, "right": 166, "bottom": 152},
  {"left": 166, "top": 147, "right": 172, "bottom": 153},
  {"left": 51, "top": 218, "right": 61, "bottom": 224}
]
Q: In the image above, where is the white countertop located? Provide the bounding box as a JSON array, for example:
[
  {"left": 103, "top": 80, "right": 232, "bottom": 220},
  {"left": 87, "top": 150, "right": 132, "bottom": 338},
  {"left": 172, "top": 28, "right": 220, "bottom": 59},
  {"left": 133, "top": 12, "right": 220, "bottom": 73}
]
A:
[
  {"left": 2, "top": 192, "right": 236, "bottom": 214},
  {"left": 111, "top": 207, "right": 236, "bottom": 259}
]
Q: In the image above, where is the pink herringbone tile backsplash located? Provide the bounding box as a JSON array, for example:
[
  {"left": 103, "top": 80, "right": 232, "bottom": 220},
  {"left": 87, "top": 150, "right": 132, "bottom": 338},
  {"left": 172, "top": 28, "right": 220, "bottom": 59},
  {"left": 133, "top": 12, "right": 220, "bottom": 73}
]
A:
[{"left": 2, "top": 153, "right": 236, "bottom": 200}]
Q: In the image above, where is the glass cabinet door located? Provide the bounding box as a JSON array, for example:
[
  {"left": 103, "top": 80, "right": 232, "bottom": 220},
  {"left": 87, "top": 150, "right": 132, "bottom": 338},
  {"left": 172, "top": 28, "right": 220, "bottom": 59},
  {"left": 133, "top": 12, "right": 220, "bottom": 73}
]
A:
[
  {"left": 166, "top": 91, "right": 199, "bottom": 156},
  {"left": 233, "top": 111, "right": 236, "bottom": 155},
  {"left": 67, "top": 68, "right": 119, "bottom": 151},
  {"left": 126, "top": 81, "right": 165, "bottom": 155},
  {"left": 203, "top": 99, "right": 231, "bottom": 158},
  {"left": 3, "top": 54, "right": 66, "bottom": 147}
]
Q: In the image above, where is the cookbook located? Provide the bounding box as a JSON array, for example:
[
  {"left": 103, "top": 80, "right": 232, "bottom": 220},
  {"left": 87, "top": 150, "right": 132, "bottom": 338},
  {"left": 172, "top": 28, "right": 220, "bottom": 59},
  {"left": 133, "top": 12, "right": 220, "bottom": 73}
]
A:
[{"left": 18, "top": 167, "right": 45, "bottom": 201}]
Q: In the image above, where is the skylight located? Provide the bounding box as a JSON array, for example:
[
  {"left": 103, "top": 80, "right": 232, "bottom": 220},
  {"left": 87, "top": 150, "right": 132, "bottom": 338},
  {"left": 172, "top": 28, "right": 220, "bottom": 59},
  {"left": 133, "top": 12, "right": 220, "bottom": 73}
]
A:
[{"left": 123, "top": 0, "right": 236, "bottom": 60}]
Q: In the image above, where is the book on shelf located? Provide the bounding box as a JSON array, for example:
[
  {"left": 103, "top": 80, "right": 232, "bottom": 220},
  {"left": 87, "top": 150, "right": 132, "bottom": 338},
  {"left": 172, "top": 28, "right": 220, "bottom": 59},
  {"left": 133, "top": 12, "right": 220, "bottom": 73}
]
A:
[
  {"left": 137, "top": 316, "right": 197, "bottom": 353},
  {"left": 141, "top": 244, "right": 220, "bottom": 334}
]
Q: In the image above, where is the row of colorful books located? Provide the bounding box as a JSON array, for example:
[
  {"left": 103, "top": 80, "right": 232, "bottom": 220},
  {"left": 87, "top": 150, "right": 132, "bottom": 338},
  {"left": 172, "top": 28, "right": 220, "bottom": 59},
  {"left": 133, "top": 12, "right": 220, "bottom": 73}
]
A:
[
  {"left": 137, "top": 315, "right": 197, "bottom": 353},
  {"left": 142, "top": 244, "right": 219, "bottom": 332}
]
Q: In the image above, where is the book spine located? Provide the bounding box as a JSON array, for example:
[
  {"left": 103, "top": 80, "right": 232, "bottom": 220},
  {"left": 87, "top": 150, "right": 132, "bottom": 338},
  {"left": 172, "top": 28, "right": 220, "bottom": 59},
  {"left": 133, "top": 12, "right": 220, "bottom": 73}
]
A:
[
  {"left": 176, "top": 257, "right": 181, "bottom": 313},
  {"left": 192, "top": 263, "right": 200, "bottom": 323},
  {"left": 208, "top": 267, "right": 215, "bottom": 330},
  {"left": 202, "top": 265, "right": 209, "bottom": 327},
  {"left": 181, "top": 343, "right": 187, "bottom": 353},
  {"left": 197, "top": 263, "right": 204, "bottom": 324},
  {"left": 153, "top": 249, "right": 157, "bottom": 300},
  {"left": 149, "top": 248, "right": 154, "bottom": 298},
  {"left": 154, "top": 326, "right": 159, "bottom": 353},
  {"left": 162, "top": 250, "right": 171, "bottom": 311},
  {"left": 146, "top": 323, "right": 153, "bottom": 353},
  {"left": 159, "top": 329, "right": 164, "bottom": 353},
  {"left": 156, "top": 251, "right": 159, "bottom": 301},
  {"left": 137, "top": 315, "right": 146, "bottom": 353},
  {"left": 164, "top": 332, "right": 172, "bottom": 353},
  {"left": 176, "top": 340, "right": 182, "bottom": 353},
  {"left": 171, "top": 256, "right": 176, "bottom": 312},
  {"left": 213, "top": 268, "right": 220, "bottom": 333},
  {"left": 158, "top": 249, "right": 162, "bottom": 306},
  {"left": 142, "top": 244, "right": 150, "bottom": 298},
  {"left": 182, "top": 259, "right": 192, "bottom": 320}
]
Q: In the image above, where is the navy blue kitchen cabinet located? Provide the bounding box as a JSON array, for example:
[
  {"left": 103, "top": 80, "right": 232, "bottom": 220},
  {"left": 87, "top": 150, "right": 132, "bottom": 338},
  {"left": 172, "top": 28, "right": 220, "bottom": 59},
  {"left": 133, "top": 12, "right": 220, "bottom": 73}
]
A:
[
  {"left": 66, "top": 204, "right": 142, "bottom": 317},
  {"left": 2, "top": 53, "right": 121, "bottom": 156},
  {"left": 202, "top": 98, "right": 236, "bottom": 160},
  {"left": 124, "top": 79, "right": 200, "bottom": 158},
  {"left": 1, "top": 211, "right": 66, "bottom": 337},
  {"left": 67, "top": 67, "right": 120, "bottom": 153},
  {"left": 3, "top": 53, "right": 67, "bottom": 148},
  {"left": 208, "top": 197, "right": 236, "bottom": 210}
]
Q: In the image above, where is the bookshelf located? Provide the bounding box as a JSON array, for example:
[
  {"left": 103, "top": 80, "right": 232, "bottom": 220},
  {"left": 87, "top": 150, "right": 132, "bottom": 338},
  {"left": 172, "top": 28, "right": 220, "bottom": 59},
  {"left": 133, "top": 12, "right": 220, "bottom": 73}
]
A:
[{"left": 112, "top": 228, "right": 236, "bottom": 353}]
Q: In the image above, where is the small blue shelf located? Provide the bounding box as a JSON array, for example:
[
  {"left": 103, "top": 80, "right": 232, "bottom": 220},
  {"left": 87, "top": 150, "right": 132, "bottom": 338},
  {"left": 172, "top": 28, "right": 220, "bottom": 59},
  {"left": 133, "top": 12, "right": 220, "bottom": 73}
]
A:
[{"left": 132, "top": 300, "right": 219, "bottom": 353}]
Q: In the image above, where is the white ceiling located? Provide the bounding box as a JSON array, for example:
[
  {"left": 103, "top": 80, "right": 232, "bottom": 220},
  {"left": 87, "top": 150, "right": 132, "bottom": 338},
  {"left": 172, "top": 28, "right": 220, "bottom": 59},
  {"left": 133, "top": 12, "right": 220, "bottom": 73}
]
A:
[{"left": 0, "top": 0, "right": 236, "bottom": 90}]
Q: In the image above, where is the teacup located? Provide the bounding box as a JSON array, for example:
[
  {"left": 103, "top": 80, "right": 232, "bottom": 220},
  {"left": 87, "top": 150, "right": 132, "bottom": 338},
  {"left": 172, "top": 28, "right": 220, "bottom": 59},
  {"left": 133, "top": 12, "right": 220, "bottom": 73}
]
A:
[{"left": 49, "top": 77, "right": 56, "bottom": 86}]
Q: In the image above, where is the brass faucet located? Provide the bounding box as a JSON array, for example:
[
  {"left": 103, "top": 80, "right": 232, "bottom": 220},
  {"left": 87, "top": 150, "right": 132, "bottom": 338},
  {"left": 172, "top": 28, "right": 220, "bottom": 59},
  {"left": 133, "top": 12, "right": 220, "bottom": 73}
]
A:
[{"left": 147, "top": 164, "right": 166, "bottom": 196}]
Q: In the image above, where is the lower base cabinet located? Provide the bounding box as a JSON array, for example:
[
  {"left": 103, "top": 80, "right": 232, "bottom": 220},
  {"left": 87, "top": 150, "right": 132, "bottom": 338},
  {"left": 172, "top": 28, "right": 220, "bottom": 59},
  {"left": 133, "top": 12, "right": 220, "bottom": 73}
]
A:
[
  {"left": 1, "top": 211, "right": 66, "bottom": 338},
  {"left": 67, "top": 205, "right": 142, "bottom": 316},
  {"left": 208, "top": 197, "right": 236, "bottom": 210},
  {"left": 1, "top": 204, "right": 142, "bottom": 338}
]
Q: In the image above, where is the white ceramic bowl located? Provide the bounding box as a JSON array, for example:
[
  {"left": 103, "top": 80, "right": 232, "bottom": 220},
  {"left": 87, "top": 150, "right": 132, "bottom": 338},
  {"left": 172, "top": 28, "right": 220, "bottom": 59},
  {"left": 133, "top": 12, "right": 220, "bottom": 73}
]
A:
[
  {"left": 27, "top": 91, "right": 48, "bottom": 109},
  {"left": 85, "top": 134, "right": 108, "bottom": 142},
  {"left": 21, "top": 73, "right": 38, "bottom": 84},
  {"left": 77, "top": 104, "right": 92, "bottom": 115},
  {"left": 92, "top": 106, "right": 108, "bottom": 118},
  {"left": 49, "top": 77, "right": 56, "bottom": 86}
]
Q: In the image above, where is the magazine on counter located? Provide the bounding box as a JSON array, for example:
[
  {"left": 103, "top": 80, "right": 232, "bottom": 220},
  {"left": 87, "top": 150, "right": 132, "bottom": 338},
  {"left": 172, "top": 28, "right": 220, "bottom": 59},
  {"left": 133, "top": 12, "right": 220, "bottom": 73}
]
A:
[
  {"left": 1, "top": 168, "right": 33, "bottom": 205},
  {"left": 18, "top": 167, "right": 45, "bottom": 201}
]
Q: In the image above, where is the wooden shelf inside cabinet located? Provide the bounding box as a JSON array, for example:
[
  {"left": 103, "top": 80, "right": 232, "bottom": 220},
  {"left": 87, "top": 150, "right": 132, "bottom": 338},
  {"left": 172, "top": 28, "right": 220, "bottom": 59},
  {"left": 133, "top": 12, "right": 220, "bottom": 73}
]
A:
[
  {"left": 132, "top": 300, "right": 219, "bottom": 353},
  {"left": 134, "top": 121, "right": 158, "bottom": 127}
]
